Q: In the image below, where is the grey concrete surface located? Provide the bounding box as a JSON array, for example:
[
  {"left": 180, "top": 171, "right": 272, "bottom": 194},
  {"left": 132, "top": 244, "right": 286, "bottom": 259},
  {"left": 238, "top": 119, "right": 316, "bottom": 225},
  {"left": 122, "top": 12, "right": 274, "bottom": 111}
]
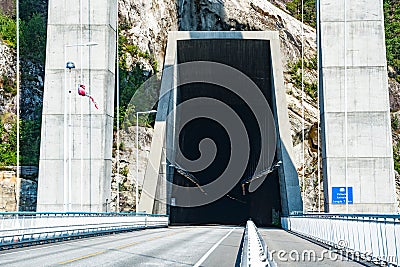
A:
[
  {"left": 0, "top": 226, "right": 242, "bottom": 267},
  {"left": 319, "top": 0, "right": 398, "bottom": 213},
  {"left": 37, "top": 0, "right": 116, "bottom": 212},
  {"left": 259, "top": 228, "right": 364, "bottom": 266}
]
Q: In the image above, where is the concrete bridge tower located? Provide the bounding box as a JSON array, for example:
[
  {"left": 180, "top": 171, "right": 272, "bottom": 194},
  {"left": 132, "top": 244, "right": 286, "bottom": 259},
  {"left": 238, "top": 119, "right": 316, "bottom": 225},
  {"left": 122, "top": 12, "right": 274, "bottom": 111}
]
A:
[
  {"left": 37, "top": 0, "right": 116, "bottom": 211},
  {"left": 320, "top": 0, "right": 398, "bottom": 213}
]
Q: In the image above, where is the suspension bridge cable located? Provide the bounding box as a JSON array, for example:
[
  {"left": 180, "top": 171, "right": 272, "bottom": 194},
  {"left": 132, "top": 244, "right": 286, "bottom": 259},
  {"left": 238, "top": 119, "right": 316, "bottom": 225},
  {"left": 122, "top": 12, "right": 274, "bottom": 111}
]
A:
[{"left": 301, "top": 0, "right": 306, "bottom": 214}]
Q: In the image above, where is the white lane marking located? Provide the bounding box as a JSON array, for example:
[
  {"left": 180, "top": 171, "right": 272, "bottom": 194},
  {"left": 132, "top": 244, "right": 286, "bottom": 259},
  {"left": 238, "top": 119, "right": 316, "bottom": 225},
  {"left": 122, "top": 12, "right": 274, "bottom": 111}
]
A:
[{"left": 193, "top": 227, "right": 236, "bottom": 267}]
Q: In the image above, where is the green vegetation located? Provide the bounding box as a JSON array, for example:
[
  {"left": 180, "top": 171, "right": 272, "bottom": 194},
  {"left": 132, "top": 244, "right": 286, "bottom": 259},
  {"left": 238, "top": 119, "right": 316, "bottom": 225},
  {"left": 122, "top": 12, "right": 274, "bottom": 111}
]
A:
[
  {"left": 384, "top": 0, "right": 400, "bottom": 82},
  {"left": 0, "top": 115, "right": 41, "bottom": 167},
  {"left": 19, "top": 0, "right": 47, "bottom": 21},
  {"left": 0, "top": 7, "right": 47, "bottom": 63},
  {"left": 0, "top": 1, "right": 47, "bottom": 167},
  {"left": 384, "top": 0, "right": 400, "bottom": 174},
  {"left": 117, "top": 34, "right": 158, "bottom": 129},
  {"left": 0, "top": 116, "right": 17, "bottom": 166},
  {"left": 392, "top": 114, "right": 400, "bottom": 174},
  {"left": 120, "top": 165, "right": 129, "bottom": 177},
  {"left": 286, "top": 0, "right": 317, "bottom": 27},
  {"left": 1, "top": 74, "right": 17, "bottom": 95},
  {"left": 288, "top": 57, "right": 318, "bottom": 100},
  {"left": 0, "top": 12, "right": 17, "bottom": 47},
  {"left": 392, "top": 115, "right": 399, "bottom": 131},
  {"left": 20, "top": 117, "right": 41, "bottom": 165},
  {"left": 20, "top": 13, "right": 47, "bottom": 63},
  {"left": 394, "top": 142, "right": 400, "bottom": 174}
]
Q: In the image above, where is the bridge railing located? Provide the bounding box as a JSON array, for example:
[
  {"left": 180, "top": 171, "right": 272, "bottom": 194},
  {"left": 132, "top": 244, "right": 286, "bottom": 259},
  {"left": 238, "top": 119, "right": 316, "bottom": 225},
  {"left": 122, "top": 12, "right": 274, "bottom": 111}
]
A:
[
  {"left": 281, "top": 214, "right": 400, "bottom": 266},
  {"left": 0, "top": 212, "right": 168, "bottom": 248}
]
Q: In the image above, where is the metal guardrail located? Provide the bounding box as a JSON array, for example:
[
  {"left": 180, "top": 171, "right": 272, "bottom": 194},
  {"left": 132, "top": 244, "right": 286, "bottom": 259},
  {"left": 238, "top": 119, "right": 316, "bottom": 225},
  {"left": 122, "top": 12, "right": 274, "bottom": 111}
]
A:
[
  {"left": 0, "top": 212, "right": 168, "bottom": 249},
  {"left": 282, "top": 214, "right": 400, "bottom": 266},
  {"left": 240, "top": 220, "right": 277, "bottom": 267}
]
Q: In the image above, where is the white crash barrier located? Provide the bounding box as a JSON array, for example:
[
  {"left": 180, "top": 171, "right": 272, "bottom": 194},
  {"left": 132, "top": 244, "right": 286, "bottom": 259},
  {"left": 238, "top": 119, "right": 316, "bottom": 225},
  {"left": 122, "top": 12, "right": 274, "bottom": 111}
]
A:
[
  {"left": 0, "top": 212, "right": 168, "bottom": 247},
  {"left": 241, "top": 220, "right": 277, "bottom": 267}
]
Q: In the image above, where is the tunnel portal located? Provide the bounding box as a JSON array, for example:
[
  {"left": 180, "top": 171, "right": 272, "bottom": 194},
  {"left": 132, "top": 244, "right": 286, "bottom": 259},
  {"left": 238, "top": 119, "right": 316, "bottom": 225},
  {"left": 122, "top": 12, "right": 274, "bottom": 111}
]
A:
[{"left": 170, "top": 39, "right": 281, "bottom": 226}]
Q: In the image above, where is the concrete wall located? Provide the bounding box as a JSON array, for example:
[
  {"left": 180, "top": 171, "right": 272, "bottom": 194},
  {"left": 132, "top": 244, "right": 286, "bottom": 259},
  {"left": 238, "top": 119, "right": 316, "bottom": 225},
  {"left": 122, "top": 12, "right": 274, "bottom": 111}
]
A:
[
  {"left": 139, "top": 31, "right": 303, "bottom": 216},
  {"left": 37, "top": 0, "right": 116, "bottom": 212},
  {"left": 320, "top": 0, "right": 398, "bottom": 213}
]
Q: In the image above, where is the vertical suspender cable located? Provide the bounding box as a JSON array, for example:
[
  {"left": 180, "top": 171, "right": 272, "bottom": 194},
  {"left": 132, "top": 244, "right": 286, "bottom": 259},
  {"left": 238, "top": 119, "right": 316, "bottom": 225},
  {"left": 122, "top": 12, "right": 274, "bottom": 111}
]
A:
[
  {"left": 88, "top": 0, "right": 92, "bottom": 212},
  {"left": 344, "top": 0, "right": 349, "bottom": 214},
  {"left": 301, "top": 0, "right": 306, "bottom": 214},
  {"left": 116, "top": 0, "right": 120, "bottom": 212},
  {"left": 68, "top": 65, "right": 72, "bottom": 211},
  {"left": 80, "top": 0, "right": 84, "bottom": 211},
  {"left": 316, "top": 0, "right": 321, "bottom": 213},
  {"left": 16, "top": 0, "right": 21, "bottom": 211},
  {"left": 64, "top": 50, "right": 68, "bottom": 212}
]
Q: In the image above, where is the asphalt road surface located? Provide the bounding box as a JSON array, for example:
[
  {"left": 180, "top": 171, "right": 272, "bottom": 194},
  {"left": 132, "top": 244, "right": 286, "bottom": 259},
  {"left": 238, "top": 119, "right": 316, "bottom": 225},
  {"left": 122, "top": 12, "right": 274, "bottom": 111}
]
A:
[
  {"left": 259, "top": 228, "right": 365, "bottom": 266},
  {"left": 0, "top": 226, "right": 243, "bottom": 267},
  {"left": 0, "top": 226, "right": 365, "bottom": 266}
]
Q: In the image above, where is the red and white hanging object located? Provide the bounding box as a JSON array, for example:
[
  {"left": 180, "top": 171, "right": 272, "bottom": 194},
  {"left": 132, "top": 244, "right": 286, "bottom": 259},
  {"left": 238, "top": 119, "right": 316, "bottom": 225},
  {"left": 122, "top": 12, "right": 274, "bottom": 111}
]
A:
[{"left": 78, "top": 84, "right": 99, "bottom": 109}]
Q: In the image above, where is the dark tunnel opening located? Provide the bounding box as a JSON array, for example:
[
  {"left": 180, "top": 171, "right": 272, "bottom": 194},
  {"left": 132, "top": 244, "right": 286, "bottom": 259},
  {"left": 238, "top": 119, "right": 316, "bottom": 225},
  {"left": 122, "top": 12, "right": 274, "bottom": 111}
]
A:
[{"left": 169, "top": 39, "right": 281, "bottom": 227}]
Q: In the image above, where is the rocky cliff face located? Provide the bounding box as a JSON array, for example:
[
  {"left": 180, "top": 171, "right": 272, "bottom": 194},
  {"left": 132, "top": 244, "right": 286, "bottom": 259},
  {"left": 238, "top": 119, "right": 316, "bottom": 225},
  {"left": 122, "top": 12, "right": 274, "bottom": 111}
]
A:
[
  {"left": 118, "top": 0, "right": 179, "bottom": 71},
  {"left": 0, "top": 40, "right": 16, "bottom": 116},
  {"left": 0, "top": 38, "right": 43, "bottom": 212},
  {"left": 389, "top": 75, "right": 400, "bottom": 208},
  {"left": 0, "top": 167, "right": 38, "bottom": 212},
  {"left": 111, "top": 126, "right": 154, "bottom": 212},
  {"left": 0, "top": 0, "right": 14, "bottom": 15},
  {"left": 20, "top": 60, "right": 44, "bottom": 120}
]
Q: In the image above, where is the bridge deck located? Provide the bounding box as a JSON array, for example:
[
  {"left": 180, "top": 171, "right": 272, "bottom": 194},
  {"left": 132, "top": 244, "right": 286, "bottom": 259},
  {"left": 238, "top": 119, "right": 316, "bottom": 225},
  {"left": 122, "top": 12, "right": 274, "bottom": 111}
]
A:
[
  {"left": 259, "top": 228, "right": 364, "bottom": 266},
  {"left": 0, "top": 226, "right": 363, "bottom": 266}
]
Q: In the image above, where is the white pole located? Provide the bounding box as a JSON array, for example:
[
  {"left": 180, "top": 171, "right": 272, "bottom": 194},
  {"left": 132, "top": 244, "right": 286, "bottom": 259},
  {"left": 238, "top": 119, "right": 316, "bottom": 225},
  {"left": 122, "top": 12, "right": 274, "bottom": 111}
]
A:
[
  {"left": 63, "top": 43, "right": 97, "bottom": 212},
  {"left": 344, "top": 0, "right": 349, "bottom": 214},
  {"left": 301, "top": 0, "right": 305, "bottom": 214},
  {"left": 80, "top": 0, "right": 84, "bottom": 211},
  {"left": 68, "top": 69, "right": 72, "bottom": 211},
  {"left": 116, "top": 0, "right": 120, "bottom": 213},
  {"left": 317, "top": 0, "right": 321, "bottom": 213},
  {"left": 16, "top": 0, "right": 20, "bottom": 211},
  {"left": 64, "top": 46, "right": 68, "bottom": 212},
  {"left": 136, "top": 112, "right": 139, "bottom": 212}
]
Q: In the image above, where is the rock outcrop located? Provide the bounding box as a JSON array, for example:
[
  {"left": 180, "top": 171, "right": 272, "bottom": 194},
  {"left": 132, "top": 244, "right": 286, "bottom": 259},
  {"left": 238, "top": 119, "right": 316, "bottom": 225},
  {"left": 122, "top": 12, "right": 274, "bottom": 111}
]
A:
[
  {"left": 118, "top": 0, "right": 179, "bottom": 71},
  {"left": 0, "top": 167, "right": 38, "bottom": 212},
  {"left": 0, "top": 40, "right": 42, "bottom": 212},
  {"left": 389, "top": 77, "right": 400, "bottom": 208},
  {"left": 20, "top": 60, "right": 44, "bottom": 120},
  {"left": 0, "top": 40, "right": 17, "bottom": 116},
  {"left": 111, "top": 126, "right": 154, "bottom": 211}
]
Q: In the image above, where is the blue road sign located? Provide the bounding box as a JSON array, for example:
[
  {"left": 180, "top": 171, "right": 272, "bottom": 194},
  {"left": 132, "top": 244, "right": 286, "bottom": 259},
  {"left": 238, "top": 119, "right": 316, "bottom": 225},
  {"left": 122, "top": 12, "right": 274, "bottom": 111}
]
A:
[{"left": 332, "top": 187, "right": 353, "bottom": 204}]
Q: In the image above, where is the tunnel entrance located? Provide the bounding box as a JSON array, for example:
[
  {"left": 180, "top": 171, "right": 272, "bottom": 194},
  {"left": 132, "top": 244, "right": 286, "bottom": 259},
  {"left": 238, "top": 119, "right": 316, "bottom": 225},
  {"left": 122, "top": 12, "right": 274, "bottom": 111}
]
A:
[{"left": 169, "top": 39, "right": 281, "bottom": 226}]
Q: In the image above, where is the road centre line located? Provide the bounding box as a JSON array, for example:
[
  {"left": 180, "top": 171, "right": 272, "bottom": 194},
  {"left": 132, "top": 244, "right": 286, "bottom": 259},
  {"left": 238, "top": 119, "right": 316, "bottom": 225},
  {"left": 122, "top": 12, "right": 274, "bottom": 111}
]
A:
[
  {"left": 58, "top": 229, "right": 187, "bottom": 265},
  {"left": 193, "top": 227, "right": 236, "bottom": 267}
]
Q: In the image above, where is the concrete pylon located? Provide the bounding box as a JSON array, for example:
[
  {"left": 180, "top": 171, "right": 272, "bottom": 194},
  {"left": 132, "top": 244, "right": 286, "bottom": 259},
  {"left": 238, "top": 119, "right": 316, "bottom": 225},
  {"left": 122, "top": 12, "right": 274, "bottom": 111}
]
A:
[
  {"left": 320, "top": 0, "right": 398, "bottom": 213},
  {"left": 37, "top": 0, "right": 116, "bottom": 212}
]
